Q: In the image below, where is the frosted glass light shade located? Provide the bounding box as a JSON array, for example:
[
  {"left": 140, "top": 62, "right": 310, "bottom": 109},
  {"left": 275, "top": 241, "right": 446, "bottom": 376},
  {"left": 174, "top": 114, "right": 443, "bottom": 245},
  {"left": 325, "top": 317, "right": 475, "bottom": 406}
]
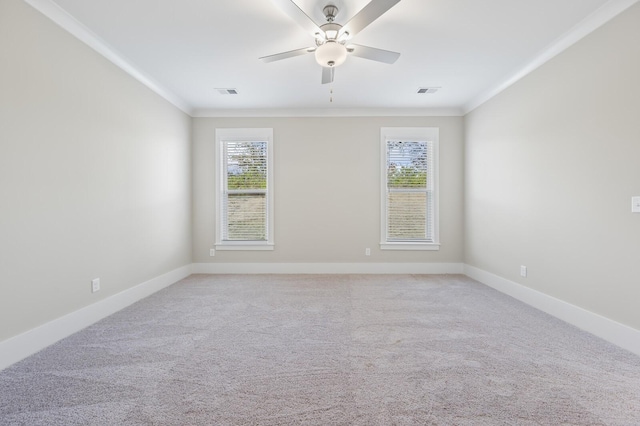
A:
[{"left": 315, "top": 41, "right": 347, "bottom": 67}]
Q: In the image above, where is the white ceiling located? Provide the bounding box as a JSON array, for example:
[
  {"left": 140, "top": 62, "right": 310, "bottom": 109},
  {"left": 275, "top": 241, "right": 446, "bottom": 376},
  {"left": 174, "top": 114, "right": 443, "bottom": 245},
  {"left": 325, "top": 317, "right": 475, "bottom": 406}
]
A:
[{"left": 27, "top": 0, "right": 637, "bottom": 115}]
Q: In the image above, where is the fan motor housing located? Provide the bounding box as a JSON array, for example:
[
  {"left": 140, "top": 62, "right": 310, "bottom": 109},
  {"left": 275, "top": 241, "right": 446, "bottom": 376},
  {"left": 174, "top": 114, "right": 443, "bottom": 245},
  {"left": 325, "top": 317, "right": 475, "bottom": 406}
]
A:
[{"left": 319, "top": 23, "right": 343, "bottom": 41}]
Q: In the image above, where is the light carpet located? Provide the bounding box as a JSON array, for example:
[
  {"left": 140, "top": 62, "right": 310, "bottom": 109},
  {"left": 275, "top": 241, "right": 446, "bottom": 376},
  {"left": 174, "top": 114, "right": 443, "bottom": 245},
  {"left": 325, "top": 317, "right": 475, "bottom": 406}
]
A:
[{"left": 1, "top": 274, "right": 639, "bottom": 425}]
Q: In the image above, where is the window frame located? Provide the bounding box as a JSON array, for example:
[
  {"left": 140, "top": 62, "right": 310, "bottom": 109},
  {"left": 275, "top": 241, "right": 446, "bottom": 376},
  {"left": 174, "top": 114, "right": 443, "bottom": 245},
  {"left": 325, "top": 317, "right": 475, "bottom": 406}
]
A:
[
  {"left": 215, "top": 128, "right": 274, "bottom": 251},
  {"left": 380, "top": 127, "right": 440, "bottom": 251}
]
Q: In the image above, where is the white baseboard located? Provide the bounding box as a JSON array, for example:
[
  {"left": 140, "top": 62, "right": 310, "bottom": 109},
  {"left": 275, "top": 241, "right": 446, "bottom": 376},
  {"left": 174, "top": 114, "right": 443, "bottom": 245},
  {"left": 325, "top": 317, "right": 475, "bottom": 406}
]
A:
[
  {"left": 192, "top": 262, "right": 464, "bottom": 275},
  {"left": 0, "top": 264, "right": 192, "bottom": 371},
  {"left": 464, "top": 264, "right": 640, "bottom": 357}
]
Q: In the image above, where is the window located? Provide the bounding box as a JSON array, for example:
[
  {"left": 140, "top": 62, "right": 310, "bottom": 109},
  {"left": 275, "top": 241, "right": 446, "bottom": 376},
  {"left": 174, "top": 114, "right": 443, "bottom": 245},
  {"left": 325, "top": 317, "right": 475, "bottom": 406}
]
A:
[
  {"left": 380, "top": 127, "right": 439, "bottom": 250},
  {"left": 215, "top": 128, "right": 274, "bottom": 250}
]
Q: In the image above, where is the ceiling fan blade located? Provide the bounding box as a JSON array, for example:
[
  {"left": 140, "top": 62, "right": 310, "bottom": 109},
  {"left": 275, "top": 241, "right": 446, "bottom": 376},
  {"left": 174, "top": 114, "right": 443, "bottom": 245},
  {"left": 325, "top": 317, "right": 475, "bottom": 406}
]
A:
[
  {"left": 270, "top": 0, "right": 322, "bottom": 36},
  {"left": 259, "top": 47, "right": 314, "bottom": 63},
  {"left": 340, "top": 0, "right": 401, "bottom": 38},
  {"left": 321, "top": 67, "right": 335, "bottom": 84},
  {"left": 348, "top": 44, "right": 400, "bottom": 64}
]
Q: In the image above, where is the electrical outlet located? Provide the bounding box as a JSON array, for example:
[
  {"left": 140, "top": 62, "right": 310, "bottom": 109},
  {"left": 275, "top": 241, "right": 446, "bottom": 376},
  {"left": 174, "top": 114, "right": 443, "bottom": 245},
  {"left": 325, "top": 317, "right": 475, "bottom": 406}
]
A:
[
  {"left": 520, "top": 266, "right": 527, "bottom": 278},
  {"left": 365, "top": 248, "right": 371, "bottom": 256},
  {"left": 632, "top": 196, "right": 640, "bottom": 213},
  {"left": 209, "top": 248, "right": 215, "bottom": 257},
  {"left": 91, "top": 278, "right": 100, "bottom": 293}
]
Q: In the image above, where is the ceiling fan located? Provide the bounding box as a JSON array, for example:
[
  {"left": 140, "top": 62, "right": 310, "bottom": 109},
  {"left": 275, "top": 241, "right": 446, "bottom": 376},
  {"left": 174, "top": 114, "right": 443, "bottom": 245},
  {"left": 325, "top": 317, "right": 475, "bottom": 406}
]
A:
[{"left": 260, "top": 0, "right": 402, "bottom": 84}]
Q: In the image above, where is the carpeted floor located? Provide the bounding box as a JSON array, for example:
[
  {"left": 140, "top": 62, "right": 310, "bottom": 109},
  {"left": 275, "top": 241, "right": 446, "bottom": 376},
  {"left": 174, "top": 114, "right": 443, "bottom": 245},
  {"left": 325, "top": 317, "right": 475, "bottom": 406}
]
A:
[{"left": 1, "top": 274, "right": 639, "bottom": 425}]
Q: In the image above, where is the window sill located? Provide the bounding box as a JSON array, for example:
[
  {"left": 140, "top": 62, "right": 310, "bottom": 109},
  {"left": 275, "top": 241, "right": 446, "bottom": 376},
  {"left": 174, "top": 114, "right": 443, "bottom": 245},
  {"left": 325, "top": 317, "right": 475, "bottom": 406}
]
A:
[
  {"left": 380, "top": 242, "right": 440, "bottom": 251},
  {"left": 215, "top": 243, "right": 274, "bottom": 251}
]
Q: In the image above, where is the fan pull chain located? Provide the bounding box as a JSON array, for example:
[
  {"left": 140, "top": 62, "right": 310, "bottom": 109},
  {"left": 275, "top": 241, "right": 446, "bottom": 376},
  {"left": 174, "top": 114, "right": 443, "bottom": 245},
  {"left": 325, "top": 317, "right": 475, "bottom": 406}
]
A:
[{"left": 330, "top": 86, "right": 333, "bottom": 103}]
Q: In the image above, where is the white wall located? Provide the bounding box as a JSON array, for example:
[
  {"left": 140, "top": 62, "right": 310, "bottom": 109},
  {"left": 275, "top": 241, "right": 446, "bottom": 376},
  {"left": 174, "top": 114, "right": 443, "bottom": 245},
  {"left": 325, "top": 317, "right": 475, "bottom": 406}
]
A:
[
  {"left": 0, "top": 0, "right": 192, "bottom": 342},
  {"left": 193, "top": 116, "right": 464, "bottom": 266},
  {"left": 465, "top": 3, "right": 640, "bottom": 330}
]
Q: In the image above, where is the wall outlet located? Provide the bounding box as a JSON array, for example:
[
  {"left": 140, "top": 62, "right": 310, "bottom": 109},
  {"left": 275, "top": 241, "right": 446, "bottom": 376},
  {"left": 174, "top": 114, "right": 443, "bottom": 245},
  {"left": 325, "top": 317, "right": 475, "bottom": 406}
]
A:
[
  {"left": 209, "top": 248, "right": 215, "bottom": 257},
  {"left": 365, "top": 248, "right": 371, "bottom": 256},
  {"left": 91, "top": 278, "right": 100, "bottom": 293},
  {"left": 632, "top": 196, "right": 640, "bottom": 213},
  {"left": 520, "top": 266, "right": 527, "bottom": 277}
]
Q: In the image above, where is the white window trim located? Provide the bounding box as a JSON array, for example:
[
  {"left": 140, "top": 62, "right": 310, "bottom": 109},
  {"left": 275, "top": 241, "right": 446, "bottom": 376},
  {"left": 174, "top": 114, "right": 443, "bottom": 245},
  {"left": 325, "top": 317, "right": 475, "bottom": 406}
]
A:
[
  {"left": 215, "top": 128, "right": 274, "bottom": 251},
  {"left": 380, "top": 127, "right": 440, "bottom": 251}
]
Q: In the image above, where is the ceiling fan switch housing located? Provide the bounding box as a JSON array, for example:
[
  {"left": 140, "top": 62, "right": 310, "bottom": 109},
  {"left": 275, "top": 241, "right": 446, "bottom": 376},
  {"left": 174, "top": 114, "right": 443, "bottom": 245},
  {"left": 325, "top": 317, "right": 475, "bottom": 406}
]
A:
[{"left": 323, "top": 5, "right": 339, "bottom": 22}]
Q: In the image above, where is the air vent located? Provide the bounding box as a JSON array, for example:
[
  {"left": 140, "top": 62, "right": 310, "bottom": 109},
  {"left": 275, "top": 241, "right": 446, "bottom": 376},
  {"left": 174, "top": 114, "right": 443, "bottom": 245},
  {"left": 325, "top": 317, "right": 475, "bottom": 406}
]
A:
[
  {"left": 216, "top": 88, "right": 239, "bottom": 95},
  {"left": 417, "top": 87, "right": 440, "bottom": 94}
]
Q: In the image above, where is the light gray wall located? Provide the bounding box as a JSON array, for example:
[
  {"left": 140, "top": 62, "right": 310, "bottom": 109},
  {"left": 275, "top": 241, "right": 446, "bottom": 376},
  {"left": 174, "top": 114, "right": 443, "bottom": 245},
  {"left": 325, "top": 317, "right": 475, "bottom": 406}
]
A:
[
  {"left": 193, "top": 116, "right": 464, "bottom": 264},
  {"left": 0, "top": 0, "right": 192, "bottom": 341},
  {"left": 5, "top": 0, "right": 635, "bottom": 349},
  {"left": 464, "top": 3, "right": 640, "bottom": 330}
]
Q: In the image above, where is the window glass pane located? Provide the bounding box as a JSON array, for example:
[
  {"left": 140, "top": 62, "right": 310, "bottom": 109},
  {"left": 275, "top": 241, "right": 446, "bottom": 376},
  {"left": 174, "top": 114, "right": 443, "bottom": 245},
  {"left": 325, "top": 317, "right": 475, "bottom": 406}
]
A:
[
  {"left": 223, "top": 140, "right": 268, "bottom": 241},
  {"left": 386, "top": 139, "right": 431, "bottom": 241},
  {"left": 226, "top": 141, "right": 267, "bottom": 190},
  {"left": 387, "top": 192, "right": 427, "bottom": 240},
  {"left": 223, "top": 193, "right": 266, "bottom": 241},
  {"left": 387, "top": 141, "right": 427, "bottom": 189}
]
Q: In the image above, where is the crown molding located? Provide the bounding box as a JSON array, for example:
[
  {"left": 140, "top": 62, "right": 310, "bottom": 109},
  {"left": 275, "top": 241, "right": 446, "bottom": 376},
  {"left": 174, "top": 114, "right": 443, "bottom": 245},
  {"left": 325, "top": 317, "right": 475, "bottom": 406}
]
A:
[
  {"left": 463, "top": 0, "right": 639, "bottom": 114},
  {"left": 191, "top": 107, "right": 464, "bottom": 118},
  {"left": 24, "top": 0, "right": 192, "bottom": 115}
]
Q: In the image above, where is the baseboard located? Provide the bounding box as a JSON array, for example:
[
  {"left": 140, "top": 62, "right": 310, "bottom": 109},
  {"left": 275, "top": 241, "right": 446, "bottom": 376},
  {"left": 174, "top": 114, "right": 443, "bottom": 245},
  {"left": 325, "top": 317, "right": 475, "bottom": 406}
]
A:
[
  {"left": 0, "top": 264, "right": 192, "bottom": 371},
  {"left": 464, "top": 264, "right": 640, "bottom": 357},
  {"left": 7, "top": 262, "right": 633, "bottom": 371},
  {"left": 192, "top": 262, "right": 464, "bottom": 274}
]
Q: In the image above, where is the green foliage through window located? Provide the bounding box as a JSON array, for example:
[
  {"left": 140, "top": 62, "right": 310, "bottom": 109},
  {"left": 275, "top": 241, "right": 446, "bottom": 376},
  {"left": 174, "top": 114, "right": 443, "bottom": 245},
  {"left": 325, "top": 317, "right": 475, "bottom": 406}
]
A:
[
  {"left": 386, "top": 140, "right": 428, "bottom": 189},
  {"left": 226, "top": 141, "right": 267, "bottom": 190}
]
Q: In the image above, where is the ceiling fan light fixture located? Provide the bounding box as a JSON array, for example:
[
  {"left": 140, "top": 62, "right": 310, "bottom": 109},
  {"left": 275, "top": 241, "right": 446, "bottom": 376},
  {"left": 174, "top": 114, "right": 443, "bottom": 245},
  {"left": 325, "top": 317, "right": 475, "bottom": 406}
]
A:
[{"left": 315, "top": 41, "right": 347, "bottom": 67}]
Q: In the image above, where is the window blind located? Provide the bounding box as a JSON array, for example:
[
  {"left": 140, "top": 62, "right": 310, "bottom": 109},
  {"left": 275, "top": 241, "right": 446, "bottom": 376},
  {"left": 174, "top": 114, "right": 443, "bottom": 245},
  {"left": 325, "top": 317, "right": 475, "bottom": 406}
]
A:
[
  {"left": 385, "top": 140, "right": 434, "bottom": 242},
  {"left": 222, "top": 140, "right": 268, "bottom": 241}
]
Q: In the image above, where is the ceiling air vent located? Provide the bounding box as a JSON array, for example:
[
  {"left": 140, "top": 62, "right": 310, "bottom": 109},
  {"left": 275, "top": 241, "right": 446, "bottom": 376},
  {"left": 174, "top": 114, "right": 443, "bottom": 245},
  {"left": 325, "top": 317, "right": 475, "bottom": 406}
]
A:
[
  {"left": 216, "top": 88, "right": 239, "bottom": 95},
  {"left": 417, "top": 87, "right": 440, "bottom": 94}
]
